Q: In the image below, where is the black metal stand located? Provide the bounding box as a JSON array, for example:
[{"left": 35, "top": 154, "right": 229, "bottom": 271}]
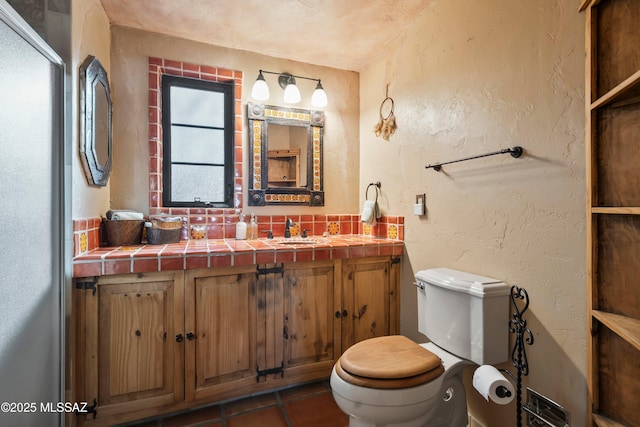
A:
[
  {"left": 425, "top": 146, "right": 523, "bottom": 171},
  {"left": 508, "top": 285, "right": 534, "bottom": 427}
]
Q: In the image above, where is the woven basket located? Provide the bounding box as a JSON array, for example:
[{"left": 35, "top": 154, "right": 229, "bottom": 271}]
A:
[
  {"left": 104, "top": 220, "right": 144, "bottom": 246},
  {"left": 146, "top": 227, "right": 182, "bottom": 245}
]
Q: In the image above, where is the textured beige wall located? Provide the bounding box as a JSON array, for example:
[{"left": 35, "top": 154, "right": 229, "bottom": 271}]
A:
[
  {"left": 359, "top": 0, "right": 586, "bottom": 425},
  {"left": 71, "top": 0, "right": 111, "bottom": 219},
  {"left": 109, "top": 26, "right": 360, "bottom": 215}
]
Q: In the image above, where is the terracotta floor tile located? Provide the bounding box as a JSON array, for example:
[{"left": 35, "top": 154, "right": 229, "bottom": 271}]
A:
[
  {"left": 223, "top": 392, "right": 278, "bottom": 417},
  {"left": 284, "top": 392, "right": 348, "bottom": 427},
  {"left": 162, "top": 405, "right": 222, "bottom": 427},
  {"left": 279, "top": 381, "right": 329, "bottom": 402},
  {"left": 227, "top": 406, "right": 288, "bottom": 427},
  {"left": 118, "top": 381, "right": 348, "bottom": 427},
  {"left": 125, "top": 421, "right": 158, "bottom": 427}
]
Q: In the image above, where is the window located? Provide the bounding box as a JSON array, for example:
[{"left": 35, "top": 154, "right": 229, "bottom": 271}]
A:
[{"left": 161, "top": 75, "right": 234, "bottom": 207}]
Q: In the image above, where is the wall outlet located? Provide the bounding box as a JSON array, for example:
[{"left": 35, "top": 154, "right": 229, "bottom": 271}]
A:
[{"left": 414, "top": 193, "right": 426, "bottom": 216}]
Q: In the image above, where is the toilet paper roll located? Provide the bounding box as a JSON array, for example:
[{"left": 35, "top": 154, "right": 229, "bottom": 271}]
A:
[{"left": 472, "top": 365, "right": 514, "bottom": 405}]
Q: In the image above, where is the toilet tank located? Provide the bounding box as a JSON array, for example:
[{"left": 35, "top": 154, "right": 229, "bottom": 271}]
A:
[{"left": 415, "top": 268, "right": 510, "bottom": 365}]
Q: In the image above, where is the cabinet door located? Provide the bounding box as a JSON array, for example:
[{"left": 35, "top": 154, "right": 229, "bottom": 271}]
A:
[
  {"left": 185, "top": 267, "right": 258, "bottom": 401},
  {"left": 341, "top": 257, "right": 399, "bottom": 349},
  {"left": 75, "top": 272, "right": 184, "bottom": 424},
  {"left": 281, "top": 261, "right": 341, "bottom": 378}
]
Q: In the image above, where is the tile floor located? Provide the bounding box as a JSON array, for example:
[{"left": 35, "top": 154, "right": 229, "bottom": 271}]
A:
[{"left": 123, "top": 380, "right": 348, "bottom": 427}]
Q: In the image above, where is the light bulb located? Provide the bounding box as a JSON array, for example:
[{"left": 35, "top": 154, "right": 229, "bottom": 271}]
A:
[
  {"left": 283, "top": 82, "right": 301, "bottom": 104},
  {"left": 311, "top": 81, "right": 328, "bottom": 107},
  {"left": 251, "top": 71, "right": 270, "bottom": 101}
]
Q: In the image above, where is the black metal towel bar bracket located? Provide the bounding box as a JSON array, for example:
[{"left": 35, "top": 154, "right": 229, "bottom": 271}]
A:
[{"left": 425, "top": 146, "right": 523, "bottom": 171}]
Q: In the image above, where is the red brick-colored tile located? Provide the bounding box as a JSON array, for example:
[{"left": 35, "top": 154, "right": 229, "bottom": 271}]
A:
[
  {"left": 73, "top": 219, "right": 87, "bottom": 231},
  {"left": 275, "top": 251, "right": 294, "bottom": 263},
  {"left": 163, "top": 404, "right": 222, "bottom": 427},
  {"left": 363, "top": 244, "right": 379, "bottom": 257},
  {"left": 160, "top": 257, "right": 184, "bottom": 271},
  {"left": 227, "top": 406, "right": 286, "bottom": 427},
  {"left": 313, "top": 222, "right": 326, "bottom": 236},
  {"left": 256, "top": 251, "right": 276, "bottom": 264},
  {"left": 332, "top": 247, "right": 349, "bottom": 259},
  {"left": 339, "top": 221, "right": 352, "bottom": 234},
  {"left": 314, "top": 248, "right": 331, "bottom": 261},
  {"left": 104, "top": 259, "right": 131, "bottom": 275},
  {"left": 210, "top": 254, "right": 232, "bottom": 268},
  {"left": 133, "top": 258, "right": 159, "bottom": 273},
  {"left": 348, "top": 246, "right": 364, "bottom": 258},
  {"left": 379, "top": 244, "right": 395, "bottom": 256},
  {"left": 186, "top": 256, "right": 208, "bottom": 270},
  {"left": 295, "top": 249, "right": 313, "bottom": 262},
  {"left": 224, "top": 393, "right": 278, "bottom": 417},
  {"left": 73, "top": 261, "right": 102, "bottom": 277},
  {"left": 279, "top": 382, "right": 328, "bottom": 402},
  {"left": 284, "top": 392, "right": 348, "bottom": 427},
  {"left": 233, "top": 253, "right": 254, "bottom": 266},
  {"left": 200, "top": 65, "right": 217, "bottom": 75}
]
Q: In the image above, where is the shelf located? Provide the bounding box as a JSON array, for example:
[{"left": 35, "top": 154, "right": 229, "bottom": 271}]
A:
[
  {"left": 591, "top": 69, "right": 640, "bottom": 110},
  {"left": 593, "top": 413, "right": 627, "bottom": 427},
  {"left": 592, "top": 310, "right": 640, "bottom": 352},
  {"left": 592, "top": 207, "right": 640, "bottom": 215}
]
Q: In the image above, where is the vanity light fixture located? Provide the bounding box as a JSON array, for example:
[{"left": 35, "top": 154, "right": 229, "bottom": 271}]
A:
[{"left": 251, "top": 70, "right": 328, "bottom": 107}]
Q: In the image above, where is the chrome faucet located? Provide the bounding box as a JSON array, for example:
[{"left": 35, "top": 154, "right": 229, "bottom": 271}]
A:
[{"left": 284, "top": 218, "right": 294, "bottom": 238}]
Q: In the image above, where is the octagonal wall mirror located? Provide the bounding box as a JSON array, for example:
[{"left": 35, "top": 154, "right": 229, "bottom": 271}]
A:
[
  {"left": 79, "top": 55, "right": 112, "bottom": 186},
  {"left": 247, "top": 102, "right": 324, "bottom": 206}
]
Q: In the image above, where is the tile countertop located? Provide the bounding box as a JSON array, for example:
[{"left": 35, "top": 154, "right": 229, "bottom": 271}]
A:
[{"left": 72, "top": 235, "right": 405, "bottom": 278}]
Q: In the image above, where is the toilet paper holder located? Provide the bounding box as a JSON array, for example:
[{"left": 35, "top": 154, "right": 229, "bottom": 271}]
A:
[{"left": 506, "top": 285, "right": 535, "bottom": 427}]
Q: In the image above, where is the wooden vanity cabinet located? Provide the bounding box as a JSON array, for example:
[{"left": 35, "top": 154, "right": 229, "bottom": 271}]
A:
[
  {"left": 74, "top": 271, "right": 184, "bottom": 426},
  {"left": 280, "top": 260, "right": 341, "bottom": 377},
  {"left": 340, "top": 256, "right": 400, "bottom": 348},
  {"left": 184, "top": 266, "right": 259, "bottom": 402},
  {"left": 73, "top": 256, "right": 399, "bottom": 426},
  {"left": 183, "top": 261, "right": 340, "bottom": 402}
]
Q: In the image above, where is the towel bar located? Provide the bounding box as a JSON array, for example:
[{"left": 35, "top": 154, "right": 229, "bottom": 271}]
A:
[{"left": 425, "top": 146, "right": 523, "bottom": 171}]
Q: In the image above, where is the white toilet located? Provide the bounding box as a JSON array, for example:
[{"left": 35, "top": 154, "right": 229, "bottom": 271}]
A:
[{"left": 330, "top": 268, "right": 511, "bottom": 427}]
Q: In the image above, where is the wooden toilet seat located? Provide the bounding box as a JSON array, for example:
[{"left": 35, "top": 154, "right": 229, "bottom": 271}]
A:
[{"left": 335, "top": 335, "right": 444, "bottom": 389}]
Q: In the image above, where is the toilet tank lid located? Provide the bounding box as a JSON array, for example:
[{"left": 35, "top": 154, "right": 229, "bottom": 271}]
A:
[{"left": 415, "top": 268, "right": 510, "bottom": 297}]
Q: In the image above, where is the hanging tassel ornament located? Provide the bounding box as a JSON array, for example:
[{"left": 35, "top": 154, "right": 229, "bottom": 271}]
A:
[{"left": 374, "top": 84, "right": 397, "bottom": 141}]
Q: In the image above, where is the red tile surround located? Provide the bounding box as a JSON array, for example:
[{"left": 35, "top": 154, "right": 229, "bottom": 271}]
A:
[
  {"left": 72, "top": 214, "right": 404, "bottom": 277},
  {"left": 73, "top": 234, "right": 404, "bottom": 278},
  {"left": 148, "top": 57, "right": 244, "bottom": 210}
]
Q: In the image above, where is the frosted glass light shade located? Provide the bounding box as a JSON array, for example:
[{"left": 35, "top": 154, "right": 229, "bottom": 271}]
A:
[
  {"left": 251, "top": 72, "right": 270, "bottom": 101},
  {"left": 311, "top": 81, "right": 328, "bottom": 107},
  {"left": 283, "top": 83, "right": 301, "bottom": 104}
]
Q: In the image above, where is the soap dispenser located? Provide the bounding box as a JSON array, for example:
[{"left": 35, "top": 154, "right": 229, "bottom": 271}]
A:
[
  {"left": 248, "top": 213, "right": 258, "bottom": 240},
  {"left": 235, "top": 214, "right": 247, "bottom": 240}
]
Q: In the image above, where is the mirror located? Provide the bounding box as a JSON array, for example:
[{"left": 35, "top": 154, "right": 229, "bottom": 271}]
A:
[
  {"left": 79, "top": 55, "right": 112, "bottom": 186},
  {"left": 247, "top": 102, "right": 324, "bottom": 206}
]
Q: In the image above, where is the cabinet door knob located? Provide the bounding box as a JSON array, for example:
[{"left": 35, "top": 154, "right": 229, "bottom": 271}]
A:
[
  {"left": 335, "top": 309, "right": 348, "bottom": 318},
  {"left": 186, "top": 332, "right": 196, "bottom": 340},
  {"left": 176, "top": 334, "right": 183, "bottom": 342}
]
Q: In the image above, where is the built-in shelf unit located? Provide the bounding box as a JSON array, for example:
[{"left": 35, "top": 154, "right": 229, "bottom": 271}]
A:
[{"left": 581, "top": 0, "right": 640, "bottom": 426}]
